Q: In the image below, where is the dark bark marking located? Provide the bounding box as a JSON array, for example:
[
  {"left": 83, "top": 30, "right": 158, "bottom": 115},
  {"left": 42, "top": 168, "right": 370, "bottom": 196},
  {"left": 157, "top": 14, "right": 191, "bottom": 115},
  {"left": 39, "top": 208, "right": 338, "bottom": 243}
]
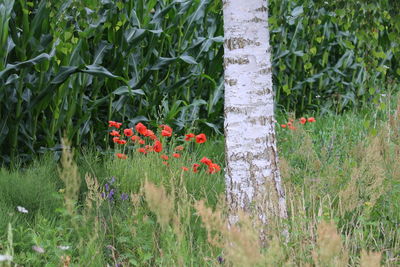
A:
[
  {"left": 255, "top": 5, "right": 268, "bottom": 12},
  {"left": 258, "top": 67, "right": 272, "bottom": 75},
  {"left": 225, "top": 37, "right": 261, "bottom": 50},
  {"left": 225, "top": 78, "right": 237, "bottom": 86},
  {"left": 224, "top": 56, "right": 250, "bottom": 65},
  {"left": 224, "top": 106, "right": 241, "bottom": 114},
  {"left": 248, "top": 17, "right": 267, "bottom": 23},
  {"left": 249, "top": 116, "right": 267, "bottom": 126}
]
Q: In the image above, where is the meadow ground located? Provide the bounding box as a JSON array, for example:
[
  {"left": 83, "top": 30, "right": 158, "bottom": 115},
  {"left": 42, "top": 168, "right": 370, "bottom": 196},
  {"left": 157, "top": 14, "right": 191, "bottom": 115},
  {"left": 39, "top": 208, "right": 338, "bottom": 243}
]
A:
[{"left": 0, "top": 95, "right": 399, "bottom": 266}]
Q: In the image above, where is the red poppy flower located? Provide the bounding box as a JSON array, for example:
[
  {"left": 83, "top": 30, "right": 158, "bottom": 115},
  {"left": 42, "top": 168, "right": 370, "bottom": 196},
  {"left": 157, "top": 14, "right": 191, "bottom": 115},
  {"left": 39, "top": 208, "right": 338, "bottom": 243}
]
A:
[
  {"left": 139, "top": 139, "right": 145, "bottom": 145},
  {"left": 161, "top": 130, "right": 172, "bottom": 137},
  {"left": 289, "top": 126, "right": 297, "bottom": 130},
  {"left": 299, "top": 117, "right": 307, "bottom": 124},
  {"left": 163, "top": 125, "right": 173, "bottom": 133},
  {"left": 173, "top": 153, "right": 180, "bottom": 158},
  {"left": 135, "top": 123, "right": 147, "bottom": 135},
  {"left": 200, "top": 157, "right": 212, "bottom": 166},
  {"left": 113, "top": 137, "right": 120, "bottom": 143},
  {"left": 131, "top": 135, "right": 140, "bottom": 142},
  {"left": 153, "top": 140, "right": 162, "bottom": 153},
  {"left": 162, "top": 161, "right": 169, "bottom": 166},
  {"left": 117, "top": 139, "right": 127, "bottom": 145},
  {"left": 150, "top": 134, "right": 158, "bottom": 140},
  {"left": 145, "top": 145, "right": 153, "bottom": 152},
  {"left": 308, "top": 117, "right": 316, "bottom": 123},
  {"left": 181, "top": 166, "right": 189, "bottom": 171},
  {"left": 174, "top": 145, "right": 184, "bottom": 151},
  {"left": 195, "top": 133, "right": 207, "bottom": 144},
  {"left": 143, "top": 129, "right": 154, "bottom": 137},
  {"left": 160, "top": 125, "right": 173, "bottom": 137},
  {"left": 161, "top": 154, "right": 169, "bottom": 160},
  {"left": 208, "top": 163, "right": 221, "bottom": 174},
  {"left": 110, "top": 130, "right": 120, "bottom": 137},
  {"left": 214, "top": 163, "right": 221, "bottom": 172},
  {"left": 281, "top": 124, "right": 287, "bottom": 128},
  {"left": 109, "top": 121, "right": 122, "bottom": 128},
  {"left": 116, "top": 153, "right": 128, "bottom": 159},
  {"left": 185, "top": 133, "right": 195, "bottom": 141},
  {"left": 138, "top": 148, "right": 146, "bottom": 154},
  {"left": 124, "top": 128, "right": 133, "bottom": 137},
  {"left": 193, "top": 163, "right": 200, "bottom": 173},
  {"left": 287, "top": 122, "right": 292, "bottom": 126}
]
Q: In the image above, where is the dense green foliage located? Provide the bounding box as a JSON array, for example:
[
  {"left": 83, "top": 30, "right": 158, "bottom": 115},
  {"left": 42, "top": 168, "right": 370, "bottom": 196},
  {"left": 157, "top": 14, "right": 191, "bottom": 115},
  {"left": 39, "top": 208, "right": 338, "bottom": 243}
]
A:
[
  {"left": 270, "top": 0, "right": 400, "bottom": 113},
  {"left": 0, "top": 0, "right": 223, "bottom": 164},
  {"left": 1, "top": 0, "right": 399, "bottom": 163},
  {"left": 0, "top": 96, "right": 399, "bottom": 265}
]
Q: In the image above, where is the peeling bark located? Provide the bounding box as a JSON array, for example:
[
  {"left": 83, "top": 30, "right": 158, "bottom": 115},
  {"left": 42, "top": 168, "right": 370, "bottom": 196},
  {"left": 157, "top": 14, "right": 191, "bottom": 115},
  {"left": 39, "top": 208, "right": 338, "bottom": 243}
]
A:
[{"left": 223, "top": 0, "right": 288, "bottom": 233}]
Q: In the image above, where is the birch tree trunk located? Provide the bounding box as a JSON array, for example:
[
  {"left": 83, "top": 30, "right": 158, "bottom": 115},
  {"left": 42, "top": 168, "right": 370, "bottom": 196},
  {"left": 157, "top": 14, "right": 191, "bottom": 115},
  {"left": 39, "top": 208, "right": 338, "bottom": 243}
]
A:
[{"left": 223, "top": 0, "right": 288, "bottom": 229}]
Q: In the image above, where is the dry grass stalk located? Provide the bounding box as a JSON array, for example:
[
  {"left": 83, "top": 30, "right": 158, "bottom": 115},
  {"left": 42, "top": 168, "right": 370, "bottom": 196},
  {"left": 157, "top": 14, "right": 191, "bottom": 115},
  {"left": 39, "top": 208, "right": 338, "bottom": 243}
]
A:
[
  {"left": 388, "top": 96, "right": 400, "bottom": 139},
  {"left": 143, "top": 180, "right": 174, "bottom": 230},
  {"left": 279, "top": 157, "right": 291, "bottom": 181},
  {"left": 195, "top": 200, "right": 264, "bottom": 267},
  {"left": 171, "top": 172, "right": 190, "bottom": 242},
  {"left": 262, "top": 236, "right": 286, "bottom": 267},
  {"left": 339, "top": 135, "right": 386, "bottom": 214},
  {"left": 84, "top": 173, "right": 102, "bottom": 210},
  {"left": 360, "top": 250, "right": 382, "bottom": 267},
  {"left": 312, "top": 220, "right": 348, "bottom": 267},
  {"left": 58, "top": 137, "right": 81, "bottom": 215},
  {"left": 291, "top": 127, "right": 322, "bottom": 171},
  {"left": 60, "top": 255, "right": 71, "bottom": 267},
  {"left": 388, "top": 96, "right": 400, "bottom": 183}
]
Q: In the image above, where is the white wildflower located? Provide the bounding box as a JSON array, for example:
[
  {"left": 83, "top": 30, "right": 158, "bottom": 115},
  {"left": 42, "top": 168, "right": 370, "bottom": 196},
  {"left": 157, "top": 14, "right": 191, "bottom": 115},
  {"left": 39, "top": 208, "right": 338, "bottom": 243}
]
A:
[
  {"left": 0, "top": 255, "right": 13, "bottom": 262},
  {"left": 16, "top": 206, "right": 28, "bottom": 213},
  {"left": 32, "top": 245, "right": 45, "bottom": 254}
]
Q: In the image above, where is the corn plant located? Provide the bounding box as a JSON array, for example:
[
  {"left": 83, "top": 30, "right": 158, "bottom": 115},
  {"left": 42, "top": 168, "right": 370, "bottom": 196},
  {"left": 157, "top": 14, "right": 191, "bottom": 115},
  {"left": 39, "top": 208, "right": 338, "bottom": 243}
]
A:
[
  {"left": 1, "top": 0, "right": 399, "bottom": 164},
  {"left": 269, "top": 0, "right": 400, "bottom": 114},
  {"left": 0, "top": 0, "right": 223, "bottom": 164}
]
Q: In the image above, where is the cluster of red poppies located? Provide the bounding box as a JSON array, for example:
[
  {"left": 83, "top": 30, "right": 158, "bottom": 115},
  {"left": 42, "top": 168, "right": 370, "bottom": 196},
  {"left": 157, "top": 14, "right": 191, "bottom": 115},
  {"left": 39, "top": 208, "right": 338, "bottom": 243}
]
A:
[
  {"left": 200, "top": 157, "right": 221, "bottom": 174},
  {"left": 280, "top": 117, "right": 316, "bottom": 130},
  {"left": 108, "top": 121, "right": 221, "bottom": 174}
]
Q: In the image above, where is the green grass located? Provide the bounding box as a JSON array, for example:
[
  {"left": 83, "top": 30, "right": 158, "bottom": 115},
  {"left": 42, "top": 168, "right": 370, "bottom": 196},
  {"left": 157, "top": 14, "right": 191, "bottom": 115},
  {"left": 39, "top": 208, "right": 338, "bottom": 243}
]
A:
[{"left": 0, "top": 97, "right": 399, "bottom": 266}]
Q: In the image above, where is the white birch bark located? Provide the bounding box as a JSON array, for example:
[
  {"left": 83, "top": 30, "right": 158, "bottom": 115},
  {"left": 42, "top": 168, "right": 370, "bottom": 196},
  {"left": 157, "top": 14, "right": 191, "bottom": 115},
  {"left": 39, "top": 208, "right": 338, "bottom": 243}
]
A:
[{"left": 223, "top": 0, "right": 288, "bottom": 227}]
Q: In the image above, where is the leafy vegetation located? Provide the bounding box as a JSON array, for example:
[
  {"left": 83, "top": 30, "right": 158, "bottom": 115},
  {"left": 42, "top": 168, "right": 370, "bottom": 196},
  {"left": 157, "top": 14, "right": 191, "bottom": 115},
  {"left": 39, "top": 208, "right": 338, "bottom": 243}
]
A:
[
  {"left": 0, "top": 0, "right": 224, "bottom": 164},
  {"left": 270, "top": 0, "right": 400, "bottom": 113},
  {"left": 1, "top": 0, "right": 399, "bottom": 163},
  {"left": 0, "top": 95, "right": 399, "bottom": 266},
  {"left": 0, "top": 1, "right": 399, "bottom": 264}
]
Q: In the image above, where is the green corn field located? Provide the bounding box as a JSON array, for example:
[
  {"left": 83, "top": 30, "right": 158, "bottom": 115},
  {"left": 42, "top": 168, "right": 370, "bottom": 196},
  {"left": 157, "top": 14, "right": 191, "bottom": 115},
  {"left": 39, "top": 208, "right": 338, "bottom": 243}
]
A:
[{"left": 0, "top": 0, "right": 399, "bottom": 163}]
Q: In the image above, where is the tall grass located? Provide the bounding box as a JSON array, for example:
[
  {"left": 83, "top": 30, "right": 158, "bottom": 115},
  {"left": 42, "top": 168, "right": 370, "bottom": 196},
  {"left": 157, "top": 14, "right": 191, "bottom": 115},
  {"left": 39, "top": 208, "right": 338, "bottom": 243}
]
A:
[{"left": 0, "top": 95, "right": 399, "bottom": 265}]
